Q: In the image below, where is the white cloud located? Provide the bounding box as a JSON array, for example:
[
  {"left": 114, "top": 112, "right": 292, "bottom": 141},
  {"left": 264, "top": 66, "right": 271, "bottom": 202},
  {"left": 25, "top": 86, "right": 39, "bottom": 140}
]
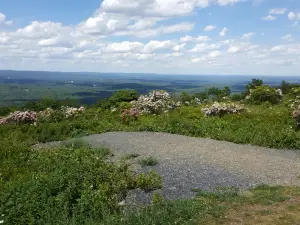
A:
[
  {"left": 288, "top": 12, "right": 300, "bottom": 21},
  {"left": 189, "top": 43, "right": 220, "bottom": 52},
  {"left": 191, "top": 57, "right": 204, "bottom": 63},
  {"left": 204, "top": 25, "right": 216, "bottom": 31},
  {"left": 16, "top": 21, "right": 71, "bottom": 39},
  {"left": 1, "top": 0, "right": 300, "bottom": 75},
  {"left": 281, "top": 34, "right": 293, "bottom": 42},
  {"left": 208, "top": 50, "right": 221, "bottom": 58},
  {"left": 143, "top": 40, "right": 176, "bottom": 53},
  {"left": 0, "top": 12, "right": 13, "bottom": 26},
  {"left": 172, "top": 43, "right": 186, "bottom": 52},
  {"left": 103, "top": 41, "right": 144, "bottom": 53},
  {"left": 180, "top": 35, "right": 210, "bottom": 42},
  {"left": 262, "top": 15, "right": 276, "bottom": 21},
  {"left": 242, "top": 32, "right": 255, "bottom": 40},
  {"left": 270, "top": 45, "right": 285, "bottom": 52},
  {"left": 228, "top": 46, "right": 240, "bottom": 54},
  {"left": 217, "top": 0, "right": 243, "bottom": 6},
  {"left": 219, "top": 27, "right": 228, "bottom": 36},
  {"left": 269, "top": 8, "right": 287, "bottom": 15},
  {"left": 161, "top": 22, "right": 194, "bottom": 34}
]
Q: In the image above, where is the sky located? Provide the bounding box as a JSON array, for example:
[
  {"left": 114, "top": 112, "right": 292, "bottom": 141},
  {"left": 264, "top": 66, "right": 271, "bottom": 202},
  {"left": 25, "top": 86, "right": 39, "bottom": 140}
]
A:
[{"left": 0, "top": 0, "right": 300, "bottom": 75}]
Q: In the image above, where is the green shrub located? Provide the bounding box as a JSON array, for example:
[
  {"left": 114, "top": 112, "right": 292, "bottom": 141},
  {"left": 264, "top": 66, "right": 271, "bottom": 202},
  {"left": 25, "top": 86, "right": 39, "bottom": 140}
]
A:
[
  {"left": 99, "top": 90, "right": 138, "bottom": 109},
  {"left": 119, "top": 102, "right": 133, "bottom": 111},
  {"left": 139, "top": 157, "right": 159, "bottom": 167},
  {"left": 246, "top": 86, "right": 283, "bottom": 104},
  {"left": 0, "top": 144, "right": 162, "bottom": 224},
  {"left": 134, "top": 170, "right": 162, "bottom": 192}
]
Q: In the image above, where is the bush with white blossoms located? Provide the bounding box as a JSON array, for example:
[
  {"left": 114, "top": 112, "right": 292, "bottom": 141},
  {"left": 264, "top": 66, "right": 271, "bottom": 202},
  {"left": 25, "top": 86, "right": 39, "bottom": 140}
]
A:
[
  {"left": 0, "top": 111, "right": 38, "bottom": 125},
  {"left": 288, "top": 96, "right": 300, "bottom": 110},
  {"left": 61, "top": 106, "right": 85, "bottom": 118},
  {"left": 131, "top": 90, "right": 181, "bottom": 114},
  {"left": 202, "top": 102, "right": 246, "bottom": 117},
  {"left": 38, "top": 108, "right": 55, "bottom": 118}
]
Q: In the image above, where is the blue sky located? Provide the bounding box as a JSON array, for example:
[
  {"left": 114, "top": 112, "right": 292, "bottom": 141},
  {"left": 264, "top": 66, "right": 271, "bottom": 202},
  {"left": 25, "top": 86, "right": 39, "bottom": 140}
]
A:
[{"left": 0, "top": 0, "right": 299, "bottom": 75}]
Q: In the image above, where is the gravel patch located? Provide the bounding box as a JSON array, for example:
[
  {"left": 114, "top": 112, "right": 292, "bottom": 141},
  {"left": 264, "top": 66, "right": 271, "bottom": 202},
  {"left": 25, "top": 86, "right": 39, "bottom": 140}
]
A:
[{"left": 35, "top": 132, "right": 300, "bottom": 204}]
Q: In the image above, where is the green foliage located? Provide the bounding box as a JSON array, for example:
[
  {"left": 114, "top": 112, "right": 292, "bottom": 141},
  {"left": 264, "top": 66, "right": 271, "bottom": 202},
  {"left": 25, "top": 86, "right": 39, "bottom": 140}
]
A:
[
  {"left": 180, "top": 92, "right": 193, "bottom": 103},
  {"left": 23, "top": 97, "right": 81, "bottom": 112},
  {"left": 246, "top": 86, "right": 282, "bottom": 104},
  {"left": 0, "top": 140, "right": 162, "bottom": 224},
  {"left": 0, "top": 106, "right": 13, "bottom": 116},
  {"left": 206, "top": 86, "right": 231, "bottom": 101},
  {"left": 289, "top": 87, "right": 300, "bottom": 98},
  {"left": 134, "top": 170, "right": 162, "bottom": 192},
  {"left": 119, "top": 102, "right": 133, "bottom": 111},
  {"left": 139, "top": 157, "right": 159, "bottom": 167},
  {"left": 99, "top": 90, "right": 138, "bottom": 109},
  {"left": 193, "top": 91, "right": 209, "bottom": 102},
  {"left": 246, "top": 79, "right": 263, "bottom": 93},
  {"left": 230, "top": 93, "right": 243, "bottom": 101}
]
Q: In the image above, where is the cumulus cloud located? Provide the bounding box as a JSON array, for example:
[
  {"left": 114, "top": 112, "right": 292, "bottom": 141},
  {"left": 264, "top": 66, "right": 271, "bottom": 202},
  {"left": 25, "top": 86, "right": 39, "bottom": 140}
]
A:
[
  {"left": 281, "top": 34, "right": 293, "bottom": 42},
  {"left": 269, "top": 8, "right": 287, "bottom": 15},
  {"left": 1, "top": 0, "right": 300, "bottom": 75},
  {"left": 242, "top": 32, "right": 255, "bottom": 40},
  {"left": 180, "top": 35, "right": 210, "bottom": 42},
  {"left": 228, "top": 46, "right": 240, "bottom": 54},
  {"left": 189, "top": 43, "right": 220, "bottom": 53},
  {"left": 262, "top": 15, "right": 276, "bottom": 21},
  {"left": 219, "top": 27, "right": 228, "bottom": 36},
  {"left": 204, "top": 25, "right": 216, "bottom": 31},
  {"left": 0, "top": 12, "right": 13, "bottom": 26},
  {"left": 288, "top": 12, "right": 300, "bottom": 21}
]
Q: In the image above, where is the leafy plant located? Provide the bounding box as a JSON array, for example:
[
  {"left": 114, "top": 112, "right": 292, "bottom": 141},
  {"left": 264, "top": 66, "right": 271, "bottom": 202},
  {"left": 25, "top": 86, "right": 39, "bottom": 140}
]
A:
[
  {"left": 139, "top": 157, "right": 159, "bottom": 167},
  {"left": 246, "top": 86, "right": 283, "bottom": 104}
]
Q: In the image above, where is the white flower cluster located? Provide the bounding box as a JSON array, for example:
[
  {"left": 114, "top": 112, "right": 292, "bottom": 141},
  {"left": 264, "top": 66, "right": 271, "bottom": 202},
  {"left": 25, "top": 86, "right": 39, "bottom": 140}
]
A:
[
  {"left": 39, "top": 108, "right": 55, "bottom": 118},
  {"left": 131, "top": 90, "right": 180, "bottom": 114},
  {"left": 289, "top": 96, "right": 300, "bottom": 110},
  {"left": 0, "top": 111, "right": 38, "bottom": 125},
  {"left": 61, "top": 106, "right": 85, "bottom": 118},
  {"left": 276, "top": 89, "right": 283, "bottom": 97},
  {"left": 202, "top": 102, "right": 246, "bottom": 117}
]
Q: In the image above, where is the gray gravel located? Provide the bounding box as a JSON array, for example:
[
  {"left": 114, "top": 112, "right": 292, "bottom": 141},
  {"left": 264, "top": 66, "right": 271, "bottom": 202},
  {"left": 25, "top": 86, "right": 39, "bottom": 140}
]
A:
[{"left": 36, "top": 132, "right": 300, "bottom": 204}]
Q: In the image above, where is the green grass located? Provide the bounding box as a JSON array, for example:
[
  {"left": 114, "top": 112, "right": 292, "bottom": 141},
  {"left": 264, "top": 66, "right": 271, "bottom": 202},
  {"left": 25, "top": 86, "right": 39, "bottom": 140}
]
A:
[
  {"left": 1, "top": 101, "right": 300, "bottom": 224},
  {"left": 139, "top": 157, "right": 159, "bottom": 167}
]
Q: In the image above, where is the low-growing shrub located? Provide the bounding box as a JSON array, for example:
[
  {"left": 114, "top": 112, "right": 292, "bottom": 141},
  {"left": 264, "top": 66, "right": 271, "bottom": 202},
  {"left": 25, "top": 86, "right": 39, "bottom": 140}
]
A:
[
  {"left": 121, "top": 108, "right": 140, "bottom": 123},
  {"left": 245, "top": 86, "right": 283, "bottom": 104},
  {"left": 0, "top": 145, "right": 162, "bottom": 224},
  {"left": 0, "top": 111, "right": 38, "bottom": 125},
  {"left": 139, "top": 156, "right": 159, "bottom": 167},
  {"left": 131, "top": 90, "right": 181, "bottom": 115},
  {"left": 134, "top": 170, "right": 162, "bottom": 192},
  {"left": 292, "top": 110, "right": 300, "bottom": 130},
  {"left": 202, "top": 102, "right": 246, "bottom": 117}
]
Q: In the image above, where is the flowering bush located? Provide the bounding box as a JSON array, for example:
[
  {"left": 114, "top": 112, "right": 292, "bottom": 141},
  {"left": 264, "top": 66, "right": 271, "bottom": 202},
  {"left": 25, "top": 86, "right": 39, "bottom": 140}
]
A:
[
  {"left": 292, "top": 110, "right": 300, "bottom": 130},
  {"left": 288, "top": 96, "right": 300, "bottom": 110},
  {"left": 131, "top": 90, "right": 180, "bottom": 114},
  {"left": 0, "top": 111, "right": 38, "bottom": 125},
  {"left": 289, "top": 87, "right": 300, "bottom": 98},
  {"left": 39, "top": 108, "right": 55, "bottom": 118},
  {"left": 202, "top": 102, "right": 246, "bottom": 117},
  {"left": 61, "top": 106, "right": 85, "bottom": 118},
  {"left": 120, "top": 108, "right": 140, "bottom": 123},
  {"left": 245, "top": 86, "right": 283, "bottom": 104}
]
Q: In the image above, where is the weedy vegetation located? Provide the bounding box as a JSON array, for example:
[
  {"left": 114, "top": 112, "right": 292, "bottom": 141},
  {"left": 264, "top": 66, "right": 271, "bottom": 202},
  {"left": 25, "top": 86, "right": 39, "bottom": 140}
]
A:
[{"left": 1, "top": 79, "right": 300, "bottom": 224}]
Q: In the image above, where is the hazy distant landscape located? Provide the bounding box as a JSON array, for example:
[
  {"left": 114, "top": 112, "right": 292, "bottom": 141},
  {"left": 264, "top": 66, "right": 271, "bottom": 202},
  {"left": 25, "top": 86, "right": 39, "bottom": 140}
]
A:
[{"left": 1, "top": 70, "right": 299, "bottom": 106}]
